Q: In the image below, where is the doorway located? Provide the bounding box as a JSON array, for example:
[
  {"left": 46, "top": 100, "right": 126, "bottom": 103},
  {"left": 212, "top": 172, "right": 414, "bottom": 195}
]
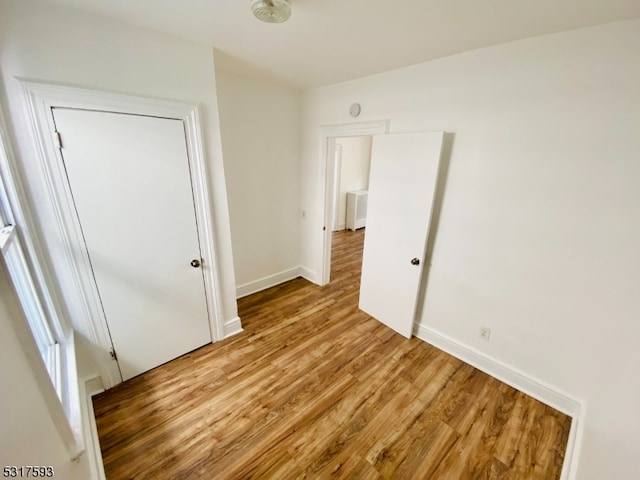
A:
[
  {"left": 319, "top": 121, "right": 389, "bottom": 286},
  {"left": 319, "top": 121, "right": 445, "bottom": 339},
  {"left": 327, "top": 135, "right": 373, "bottom": 284},
  {"left": 22, "top": 80, "right": 225, "bottom": 388},
  {"left": 329, "top": 136, "right": 372, "bottom": 234}
]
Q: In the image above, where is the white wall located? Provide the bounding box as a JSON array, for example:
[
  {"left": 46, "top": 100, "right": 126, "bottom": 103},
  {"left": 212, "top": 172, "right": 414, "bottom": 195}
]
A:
[
  {"left": 0, "top": 0, "right": 238, "bottom": 381},
  {"left": 0, "top": 285, "right": 91, "bottom": 479},
  {"left": 334, "top": 136, "right": 371, "bottom": 230},
  {"left": 214, "top": 63, "right": 301, "bottom": 296},
  {"left": 300, "top": 20, "right": 640, "bottom": 480}
]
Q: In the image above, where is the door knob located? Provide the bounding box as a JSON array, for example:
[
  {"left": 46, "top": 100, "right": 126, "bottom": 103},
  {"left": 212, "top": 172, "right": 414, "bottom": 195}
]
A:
[
  {"left": 410, "top": 257, "right": 420, "bottom": 266},
  {"left": 190, "top": 259, "right": 201, "bottom": 268}
]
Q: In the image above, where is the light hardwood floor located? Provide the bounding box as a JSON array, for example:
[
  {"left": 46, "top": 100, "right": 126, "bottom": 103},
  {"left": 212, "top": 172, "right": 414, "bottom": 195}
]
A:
[{"left": 93, "top": 229, "right": 571, "bottom": 479}]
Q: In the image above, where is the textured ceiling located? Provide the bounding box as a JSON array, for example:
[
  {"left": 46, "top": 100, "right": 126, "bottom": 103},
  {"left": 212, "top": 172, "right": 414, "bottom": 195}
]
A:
[{"left": 41, "top": 0, "right": 640, "bottom": 88}]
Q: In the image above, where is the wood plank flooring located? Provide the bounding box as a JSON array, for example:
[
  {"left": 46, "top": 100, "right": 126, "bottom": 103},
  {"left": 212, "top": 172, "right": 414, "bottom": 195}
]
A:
[{"left": 93, "top": 229, "right": 571, "bottom": 479}]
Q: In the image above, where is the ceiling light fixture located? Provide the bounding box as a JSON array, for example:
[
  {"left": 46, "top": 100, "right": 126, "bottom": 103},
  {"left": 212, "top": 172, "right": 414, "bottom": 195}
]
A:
[{"left": 251, "top": 0, "right": 291, "bottom": 23}]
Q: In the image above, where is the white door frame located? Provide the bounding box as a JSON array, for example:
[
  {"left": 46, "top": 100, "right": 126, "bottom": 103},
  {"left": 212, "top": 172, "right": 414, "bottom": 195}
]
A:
[
  {"left": 331, "top": 143, "right": 342, "bottom": 231},
  {"left": 20, "top": 79, "right": 224, "bottom": 388},
  {"left": 318, "top": 120, "right": 389, "bottom": 285}
]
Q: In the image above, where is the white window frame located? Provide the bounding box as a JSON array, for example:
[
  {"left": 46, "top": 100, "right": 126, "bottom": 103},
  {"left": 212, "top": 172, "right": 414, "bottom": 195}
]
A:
[
  {"left": 0, "top": 103, "right": 83, "bottom": 459},
  {"left": 1, "top": 225, "right": 58, "bottom": 385}
]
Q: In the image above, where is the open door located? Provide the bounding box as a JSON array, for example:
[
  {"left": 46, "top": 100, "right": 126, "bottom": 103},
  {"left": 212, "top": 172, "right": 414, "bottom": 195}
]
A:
[{"left": 359, "top": 132, "right": 444, "bottom": 338}]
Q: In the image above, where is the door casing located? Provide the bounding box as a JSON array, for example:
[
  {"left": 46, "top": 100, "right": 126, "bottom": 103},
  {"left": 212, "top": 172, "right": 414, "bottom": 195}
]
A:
[
  {"left": 20, "top": 79, "right": 224, "bottom": 388},
  {"left": 331, "top": 143, "right": 342, "bottom": 231}
]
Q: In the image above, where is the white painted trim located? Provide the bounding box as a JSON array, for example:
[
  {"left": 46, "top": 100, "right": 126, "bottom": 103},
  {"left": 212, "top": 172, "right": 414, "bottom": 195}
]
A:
[
  {"left": 413, "top": 324, "right": 580, "bottom": 415},
  {"left": 299, "top": 267, "right": 316, "bottom": 283},
  {"left": 0, "top": 95, "right": 71, "bottom": 343},
  {"left": 223, "top": 316, "right": 243, "bottom": 338},
  {"left": 236, "top": 266, "right": 302, "bottom": 299},
  {"left": 564, "top": 402, "right": 587, "bottom": 480},
  {"left": 413, "top": 323, "right": 584, "bottom": 480},
  {"left": 318, "top": 120, "right": 390, "bottom": 286},
  {"left": 79, "top": 375, "right": 106, "bottom": 480},
  {"left": 0, "top": 250, "right": 84, "bottom": 460},
  {"left": 19, "top": 79, "right": 225, "bottom": 388},
  {"left": 349, "top": 219, "right": 366, "bottom": 231},
  {"left": 2, "top": 106, "right": 87, "bottom": 461},
  {"left": 319, "top": 120, "right": 391, "bottom": 139},
  {"left": 183, "top": 106, "right": 225, "bottom": 343},
  {"left": 331, "top": 145, "right": 343, "bottom": 231},
  {"left": 63, "top": 331, "right": 83, "bottom": 449}
]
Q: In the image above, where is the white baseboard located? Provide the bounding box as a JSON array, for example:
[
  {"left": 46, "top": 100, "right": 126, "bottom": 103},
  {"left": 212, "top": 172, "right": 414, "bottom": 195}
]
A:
[
  {"left": 79, "top": 374, "right": 106, "bottom": 480},
  {"left": 299, "top": 267, "right": 316, "bottom": 284},
  {"left": 352, "top": 219, "right": 366, "bottom": 230},
  {"left": 413, "top": 323, "right": 584, "bottom": 480},
  {"left": 223, "top": 316, "right": 243, "bottom": 339},
  {"left": 563, "top": 402, "right": 587, "bottom": 480},
  {"left": 236, "top": 267, "right": 302, "bottom": 299},
  {"left": 560, "top": 402, "right": 587, "bottom": 480},
  {"left": 413, "top": 324, "right": 580, "bottom": 414}
]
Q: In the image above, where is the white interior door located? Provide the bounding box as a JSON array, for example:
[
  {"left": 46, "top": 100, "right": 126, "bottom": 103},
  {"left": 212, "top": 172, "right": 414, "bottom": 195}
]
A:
[
  {"left": 359, "top": 132, "right": 444, "bottom": 338},
  {"left": 52, "top": 108, "right": 211, "bottom": 381}
]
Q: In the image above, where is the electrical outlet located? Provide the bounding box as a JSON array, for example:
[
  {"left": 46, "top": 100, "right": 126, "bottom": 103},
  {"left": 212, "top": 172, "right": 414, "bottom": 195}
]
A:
[{"left": 480, "top": 327, "right": 491, "bottom": 341}]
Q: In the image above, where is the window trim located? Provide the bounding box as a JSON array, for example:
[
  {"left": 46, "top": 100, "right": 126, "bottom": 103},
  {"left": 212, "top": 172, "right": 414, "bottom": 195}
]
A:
[
  {"left": 0, "top": 229, "right": 84, "bottom": 460},
  {"left": 1, "top": 226, "right": 57, "bottom": 359},
  {"left": 0, "top": 103, "right": 83, "bottom": 459}
]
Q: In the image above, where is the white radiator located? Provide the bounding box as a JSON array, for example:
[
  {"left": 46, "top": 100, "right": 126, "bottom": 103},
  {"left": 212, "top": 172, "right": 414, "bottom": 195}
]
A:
[{"left": 346, "top": 190, "right": 368, "bottom": 231}]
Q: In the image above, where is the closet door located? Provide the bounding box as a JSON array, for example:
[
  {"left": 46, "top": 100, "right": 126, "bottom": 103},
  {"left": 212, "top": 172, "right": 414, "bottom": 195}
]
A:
[{"left": 53, "top": 108, "right": 211, "bottom": 381}]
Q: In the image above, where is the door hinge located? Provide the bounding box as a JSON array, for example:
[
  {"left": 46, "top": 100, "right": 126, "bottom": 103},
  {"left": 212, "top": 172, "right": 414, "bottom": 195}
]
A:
[
  {"left": 53, "top": 131, "right": 63, "bottom": 150},
  {"left": 110, "top": 349, "right": 118, "bottom": 362}
]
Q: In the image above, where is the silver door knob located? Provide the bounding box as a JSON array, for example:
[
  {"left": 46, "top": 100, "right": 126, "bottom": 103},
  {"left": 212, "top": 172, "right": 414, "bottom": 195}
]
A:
[
  {"left": 410, "top": 257, "right": 420, "bottom": 266},
  {"left": 190, "top": 259, "right": 201, "bottom": 268}
]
